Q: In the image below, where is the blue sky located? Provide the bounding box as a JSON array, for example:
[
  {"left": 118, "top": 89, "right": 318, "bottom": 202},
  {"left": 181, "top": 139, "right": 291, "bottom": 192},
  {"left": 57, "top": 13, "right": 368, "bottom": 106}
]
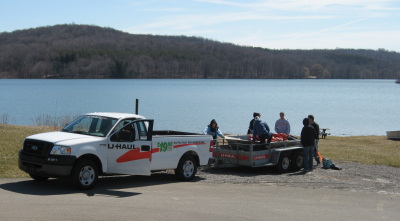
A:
[{"left": 2, "top": 0, "right": 400, "bottom": 52}]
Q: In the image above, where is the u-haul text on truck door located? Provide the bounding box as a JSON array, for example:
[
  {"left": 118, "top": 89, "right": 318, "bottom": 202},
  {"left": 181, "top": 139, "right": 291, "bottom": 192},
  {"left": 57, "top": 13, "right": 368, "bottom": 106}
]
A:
[{"left": 107, "top": 119, "right": 153, "bottom": 175}]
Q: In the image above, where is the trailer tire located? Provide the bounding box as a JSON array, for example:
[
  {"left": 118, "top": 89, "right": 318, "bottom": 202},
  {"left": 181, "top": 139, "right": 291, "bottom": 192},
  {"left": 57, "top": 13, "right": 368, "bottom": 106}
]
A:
[
  {"left": 276, "top": 153, "right": 291, "bottom": 173},
  {"left": 29, "top": 174, "right": 49, "bottom": 181},
  {"left": 291, "top": 151, "right": 304, "bottom": 171},
  {"left": 175, "top": 156, "right": 197, "bottom": 181},
  {"left": 71, "top": 159, "right": 98, "bottom": 190}
]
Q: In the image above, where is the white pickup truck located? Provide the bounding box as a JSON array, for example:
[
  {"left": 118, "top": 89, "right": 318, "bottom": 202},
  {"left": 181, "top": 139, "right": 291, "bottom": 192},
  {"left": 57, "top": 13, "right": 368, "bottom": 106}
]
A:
[{"left": 18, "top": 112, "right": 213, "bottom": 190}]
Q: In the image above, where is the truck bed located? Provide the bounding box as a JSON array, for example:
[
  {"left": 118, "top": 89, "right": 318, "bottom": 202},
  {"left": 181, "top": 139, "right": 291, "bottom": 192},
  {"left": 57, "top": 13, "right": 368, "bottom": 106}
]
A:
[{"left": 153, "top": 130, "right": 205, "bottom": 136}]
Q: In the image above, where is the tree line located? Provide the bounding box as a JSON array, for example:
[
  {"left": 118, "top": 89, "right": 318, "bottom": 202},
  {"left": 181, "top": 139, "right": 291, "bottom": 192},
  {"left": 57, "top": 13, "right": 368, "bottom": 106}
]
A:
[{"left": 0, "top": 24, "right": 399, "bottom": 79}]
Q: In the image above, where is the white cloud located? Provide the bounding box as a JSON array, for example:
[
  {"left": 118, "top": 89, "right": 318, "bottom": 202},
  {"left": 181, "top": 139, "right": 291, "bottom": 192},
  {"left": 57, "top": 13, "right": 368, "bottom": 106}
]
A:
[
  {"left": 125, "top": 10, "right": 330, "bottom": 35},
  {"left": 196, "top": 0, "right": 399, "bottom": 10},
  {"left": 139, "top": 7, "right": 186, "bottom": 12},
  {"left": 234, "top": 27, "right": 400, "bottom": 51},
  {"left": 122, "top": 0, "right": 400, "bottom": 51},
  {"left": 288, "top": 18, "right": 369, "bottom": 40},
  {"left": 130, "top": 0, "right": 397, "bottom": 32}
]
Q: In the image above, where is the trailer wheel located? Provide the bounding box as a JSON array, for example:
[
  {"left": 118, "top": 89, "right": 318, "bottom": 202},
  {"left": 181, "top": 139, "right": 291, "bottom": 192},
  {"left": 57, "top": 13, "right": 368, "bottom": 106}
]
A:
[
  {"left": 175, "top": 156, "right": 197, "bottom": 181},
  {"left": 71, "top": 159, "right": 98, "bottom": 190},
  {"left": 291, "top": 151, "right": 304, "bottom": 171},
  {"left": 276, "top": 153, "right": 291, "bottom": 173},
  {"left": 29, "top": 174, "right": 49, "bottom": 181}
]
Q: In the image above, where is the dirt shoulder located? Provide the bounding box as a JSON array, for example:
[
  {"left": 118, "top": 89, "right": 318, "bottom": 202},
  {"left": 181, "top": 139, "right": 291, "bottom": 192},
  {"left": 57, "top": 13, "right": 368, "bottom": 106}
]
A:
[{"left": 196, "top": 162, "right": 400, "bottom": 196}]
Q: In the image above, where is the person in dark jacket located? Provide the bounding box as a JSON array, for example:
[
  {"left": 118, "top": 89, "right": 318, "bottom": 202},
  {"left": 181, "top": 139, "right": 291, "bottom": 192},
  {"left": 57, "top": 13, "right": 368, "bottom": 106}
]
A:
[
  {"left": 203, "top": 119, "right": 224, "bottom": 140},
  {"left": 301, "top": 118, "right": 316, "bottom": 171},
  {"left": 247, "top": 112, "right": 260, "bottom": 134},
  {"left": 308, "top": 114, "right": 321, "bottom": 165},
  {"left": 252, "top": 113, "right": 272, "bottom": 144}
]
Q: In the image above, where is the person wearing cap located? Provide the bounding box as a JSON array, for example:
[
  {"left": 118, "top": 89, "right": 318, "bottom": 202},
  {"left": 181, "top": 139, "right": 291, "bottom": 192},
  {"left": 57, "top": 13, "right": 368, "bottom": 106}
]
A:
[
  {"left": 275, "top": 112, "right": 290, "bottom": 135},
  {"left": 247, "top": 112, "right": 260, "bottom": 134},
  {"left": 203, "top": 119, "right": 224, "bottom": 140},
  {"left": 252, "top": 113, "right": 272, "bottom": 144}
]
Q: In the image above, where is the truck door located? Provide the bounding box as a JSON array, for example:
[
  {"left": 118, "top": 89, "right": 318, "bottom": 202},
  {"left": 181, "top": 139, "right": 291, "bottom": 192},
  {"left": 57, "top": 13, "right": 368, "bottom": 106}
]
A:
[{"left": 107, "top": 119, "right": 154, "bottom": 175}]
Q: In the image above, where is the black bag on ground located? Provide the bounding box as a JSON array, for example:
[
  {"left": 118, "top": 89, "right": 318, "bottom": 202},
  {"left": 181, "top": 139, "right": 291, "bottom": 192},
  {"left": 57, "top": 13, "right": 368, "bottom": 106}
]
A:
[{"left": 330, "top": 163, "right": 342, "bottom": 170}]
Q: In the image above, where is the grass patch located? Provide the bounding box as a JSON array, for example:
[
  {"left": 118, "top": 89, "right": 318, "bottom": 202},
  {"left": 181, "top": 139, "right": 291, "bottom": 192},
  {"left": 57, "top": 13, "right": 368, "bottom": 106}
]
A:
[
  {"left": 1, "top": 125, "right": 399, "bottom": 178},
  {"left": 318, "top": 136, "right": 400, "bottom": 167},
  {"left": 0, "top": 124, "right": 58, "bottom": 178}
]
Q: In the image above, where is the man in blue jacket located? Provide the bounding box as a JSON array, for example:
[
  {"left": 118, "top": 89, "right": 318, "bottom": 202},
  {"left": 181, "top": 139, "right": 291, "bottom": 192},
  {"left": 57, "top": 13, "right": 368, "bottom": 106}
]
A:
[{"left": 252, "top": 113, "right": 272, "bottom": 144}]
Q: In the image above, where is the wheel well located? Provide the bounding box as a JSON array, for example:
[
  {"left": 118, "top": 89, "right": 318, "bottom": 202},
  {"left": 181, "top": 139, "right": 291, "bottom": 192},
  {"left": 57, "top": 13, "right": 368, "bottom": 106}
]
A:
[
  {"left": 181, "top": 151, "right": 200, "bottom": 166},
  {"left": 280, "top": 149, "right": 301, "bottom": 157},
  {"left": 76, "top": 154, "right": 103, "bottom": 174}
]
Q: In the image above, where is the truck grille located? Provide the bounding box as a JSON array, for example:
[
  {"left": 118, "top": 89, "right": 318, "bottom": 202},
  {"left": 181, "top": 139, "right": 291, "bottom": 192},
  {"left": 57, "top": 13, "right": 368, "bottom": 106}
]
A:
[{"left": 23, "top": 139, "right": 53, "bottom": 157}]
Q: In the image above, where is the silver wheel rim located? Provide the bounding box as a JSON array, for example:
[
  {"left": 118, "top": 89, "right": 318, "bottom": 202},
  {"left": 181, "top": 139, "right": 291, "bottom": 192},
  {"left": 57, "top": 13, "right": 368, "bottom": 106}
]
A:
[
  {"left": 79, "top": 165, "right": 95, "bottom": 186},
  {"left": 282, "top": 157, "right": 290, "bottom": 170},
  {"left": 182, "top": 160, "right": 194, "bottom": 178}
]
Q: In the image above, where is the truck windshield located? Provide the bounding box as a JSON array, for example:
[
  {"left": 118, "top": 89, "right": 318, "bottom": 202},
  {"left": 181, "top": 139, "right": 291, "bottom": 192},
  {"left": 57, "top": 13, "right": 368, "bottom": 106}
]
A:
[{"left": 61, "top": 115, "right": 118, "bottom": 137}]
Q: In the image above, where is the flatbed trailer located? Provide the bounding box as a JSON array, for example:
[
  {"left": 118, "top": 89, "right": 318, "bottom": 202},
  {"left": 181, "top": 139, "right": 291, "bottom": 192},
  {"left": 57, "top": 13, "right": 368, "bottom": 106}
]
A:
[{"left": 212, "top": 135, "right": 304, "bottom": 172}]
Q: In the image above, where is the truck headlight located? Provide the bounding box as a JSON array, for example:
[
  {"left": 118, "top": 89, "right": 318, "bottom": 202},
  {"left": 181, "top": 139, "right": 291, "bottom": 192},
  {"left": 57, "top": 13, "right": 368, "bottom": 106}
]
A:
[{"left": 50, "top": 146, "right": 71, "bottom": 155}]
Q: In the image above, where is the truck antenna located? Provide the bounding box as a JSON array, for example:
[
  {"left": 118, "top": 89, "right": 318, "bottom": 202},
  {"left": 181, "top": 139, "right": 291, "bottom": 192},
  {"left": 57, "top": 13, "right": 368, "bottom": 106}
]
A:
[
  {"left": 54, "top": 101, "right": 58, "bottom": 129},
  {"left": 135, "top": 99, "right": 139, "bottom": 115}
]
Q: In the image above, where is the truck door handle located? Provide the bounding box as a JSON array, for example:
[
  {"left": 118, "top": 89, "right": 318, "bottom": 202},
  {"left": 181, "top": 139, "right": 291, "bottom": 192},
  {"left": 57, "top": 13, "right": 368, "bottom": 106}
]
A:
[{"left": 141, "top": 145, "right": 150, "bottom": 151}]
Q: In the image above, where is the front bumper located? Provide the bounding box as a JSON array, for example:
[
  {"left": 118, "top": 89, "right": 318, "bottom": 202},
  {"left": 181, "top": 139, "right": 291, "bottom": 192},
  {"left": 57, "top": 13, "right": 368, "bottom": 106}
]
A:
[{"left": 18, "top": 149, "right": 77, "bottom": 178}]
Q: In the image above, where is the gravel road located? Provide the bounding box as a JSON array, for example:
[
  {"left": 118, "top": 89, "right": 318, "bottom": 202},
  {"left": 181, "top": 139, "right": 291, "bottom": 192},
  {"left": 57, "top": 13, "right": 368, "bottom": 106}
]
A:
[{"left": 194, "top": 162, "right": 400, "bottom": 196}]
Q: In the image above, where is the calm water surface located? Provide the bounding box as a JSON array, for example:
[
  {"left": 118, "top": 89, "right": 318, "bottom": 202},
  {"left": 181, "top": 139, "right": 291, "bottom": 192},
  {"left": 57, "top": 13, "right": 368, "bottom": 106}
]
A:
[{"left": 1, "top": 79, "right": 399, "bottom": 136}]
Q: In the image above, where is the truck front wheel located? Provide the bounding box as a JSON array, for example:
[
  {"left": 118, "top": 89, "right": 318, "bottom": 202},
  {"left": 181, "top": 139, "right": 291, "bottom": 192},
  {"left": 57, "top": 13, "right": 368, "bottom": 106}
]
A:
[
  {"left": 175, "top": 156, "right": 197, "bottom": 181},
  {"left": 71, "top": 159, "right": 98, "bottom": 190}
]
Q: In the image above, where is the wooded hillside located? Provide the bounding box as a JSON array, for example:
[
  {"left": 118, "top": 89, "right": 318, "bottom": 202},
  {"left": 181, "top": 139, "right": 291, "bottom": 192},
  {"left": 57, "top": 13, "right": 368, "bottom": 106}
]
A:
[{"left": 1, "top": 24, "right": 399, "bottom": 79}]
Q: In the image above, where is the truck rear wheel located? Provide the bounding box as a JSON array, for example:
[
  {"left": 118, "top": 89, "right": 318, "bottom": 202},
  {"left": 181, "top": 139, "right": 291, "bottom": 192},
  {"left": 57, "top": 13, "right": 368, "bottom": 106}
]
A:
[
  {"left": 175, "top": 156, "right": 197, "bottom": 181},
  {"left": 71, "top": 159, "right": 98, "bottom": 190},
  {"left": 276, "top": 153, "right": 291, "bottom": 173},
  {"left": 29, "top": 174, "right": 49, "bottom": 181},
  {"left": 291, "top": 151, "right": 304, "bottom": 171}
]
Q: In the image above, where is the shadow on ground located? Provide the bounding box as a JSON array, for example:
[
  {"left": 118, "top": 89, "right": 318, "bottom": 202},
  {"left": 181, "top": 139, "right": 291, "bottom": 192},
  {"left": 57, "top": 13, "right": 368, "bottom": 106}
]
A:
[
  {"left": 200, "top": 165, "right": 297, "bottom": 176},
  {"left": 0, "top": 172, "right": 204, "bottom": 198}
]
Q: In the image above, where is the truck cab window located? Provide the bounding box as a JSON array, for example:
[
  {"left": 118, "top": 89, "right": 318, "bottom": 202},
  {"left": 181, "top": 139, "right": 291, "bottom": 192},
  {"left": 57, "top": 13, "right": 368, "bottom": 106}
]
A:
[
  {"left": 62, "top": 115, "right": 117, "bottom": 137},
  {"left": 110, "top": 119, "right": 137, "bottom": 142},
  {"left": 136, "top": 121, "right": 148, "bottom": 140}
]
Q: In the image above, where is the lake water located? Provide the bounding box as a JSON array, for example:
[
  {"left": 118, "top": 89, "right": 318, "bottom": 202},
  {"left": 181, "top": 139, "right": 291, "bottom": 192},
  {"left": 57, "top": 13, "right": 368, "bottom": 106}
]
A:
[{"left": 1, "top": 79, "right": 399, "bottom": 136}]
